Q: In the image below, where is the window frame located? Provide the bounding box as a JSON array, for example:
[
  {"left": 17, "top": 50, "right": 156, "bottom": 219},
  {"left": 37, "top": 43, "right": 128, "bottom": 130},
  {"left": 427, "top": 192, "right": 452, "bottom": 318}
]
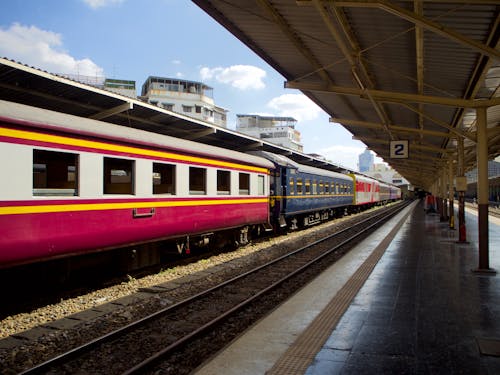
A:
[
  {"left": 103, "top": 156, "right": 135, "bottom": 195},
  {"left": 33, "top": 149, "right": 79, "bottom": 197},
  {"left": 153, "top": 162, "right": 176, "bottom": 195},
  {"left": 217, "top": 170, "right": 231, "bottom": 195},
  {"left": 189, "top": 166, "right": 207, "bottom": 195},
  {"left": 239, "top": 172, "right": 250, "bottom": 195}
]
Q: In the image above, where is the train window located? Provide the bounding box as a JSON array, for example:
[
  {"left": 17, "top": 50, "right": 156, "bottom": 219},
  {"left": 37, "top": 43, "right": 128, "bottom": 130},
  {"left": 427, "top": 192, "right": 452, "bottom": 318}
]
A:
[
  {"left": 239, "top": 173, "right": 250, "bottom": 195},
  {"left": 335, "top": 183, "right": 339, "bottom": 194},
  {"left": 289, "top": 177, "right": 295, "bottom": 195},
  {"left": 33, "top": 149, "right": 78, "bottom": 196},
  {"left": 153, "top": 162, "right": 175, "bottom": 195},
  {"left": 217, "top": 170, "right": 231, "bottom": 195},
  {"left": 296, "top": 178, "right": 303, "bottom": 194},
  {"left": 312, "top": 180, "right": 317, "bottom": 195},
  {"left": 305, "top": 179, "right": 311, "bottom": 194},
  {"left": 319, "top": 181, "right": 324, "bottom": 194},
  {"left": 325, "top": 182, "right": 330, "bottom": 194},
  {"left": 189, "top": 167, "right": 206, "bottom": 195},
  {"left": 104, "top": 157, "right": 134, "bottom": 195},
  {"left": 258, "top": 175, "right": 265, "bottom": 195}
]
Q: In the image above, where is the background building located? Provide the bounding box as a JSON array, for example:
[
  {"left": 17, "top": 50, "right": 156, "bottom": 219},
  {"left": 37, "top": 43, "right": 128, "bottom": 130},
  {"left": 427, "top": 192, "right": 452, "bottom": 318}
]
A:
[
  {"left": 140, "top": 76, "right": 227, "bottom": 127},
  {"left": 104, "top": 78, "right": 136, "bottom": 98},
  {"left": 362, "top": 163, "right": 410, "bottom": 187},
  {"left": 465, "top": 159, "right": 500, "bottom": 182},
  {"left": 236, "top": 114, "right": 303, "bottom": 152},
  {"left": 358, "top": 149, "right": 374, "bottom": 172}
]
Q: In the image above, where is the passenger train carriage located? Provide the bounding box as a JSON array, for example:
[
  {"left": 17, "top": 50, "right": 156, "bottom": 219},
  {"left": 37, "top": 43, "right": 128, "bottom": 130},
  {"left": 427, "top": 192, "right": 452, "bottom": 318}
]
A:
[
  {"left": 350, "top": 173, "right": 379, "bottom": 206},
  {"left": 0, "top": 100, "right": 401, "bottom": 271},
  {"left": 0, "top": 100, "right": 273, "bottom": 267},
  {"left": 255, "top": 152, "right": 354, "bottom": 229}
]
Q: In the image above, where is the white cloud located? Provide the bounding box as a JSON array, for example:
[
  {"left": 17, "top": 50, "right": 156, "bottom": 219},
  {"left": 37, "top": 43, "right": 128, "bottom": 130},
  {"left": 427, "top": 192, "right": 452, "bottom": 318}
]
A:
[
  {"left": 267, "top": 94, "right": 322, "bottom": 122},
  {"left": 200, "top": 65, "right": 266, "bottom": 90},
  {"left": 176, "top": 72, "right": 184, "bottom": 78},
  {"left": 83, "top": 0, "right": 125, "bottom": 9},
  {"left": 0, "top": 23, "right": 104, "bottom": 77},
  {"left": 171, "top": 59, "right": 181, "bottom": 65},
  {"left": 317, "top": 144, "right": 365, "bottom": 170}
]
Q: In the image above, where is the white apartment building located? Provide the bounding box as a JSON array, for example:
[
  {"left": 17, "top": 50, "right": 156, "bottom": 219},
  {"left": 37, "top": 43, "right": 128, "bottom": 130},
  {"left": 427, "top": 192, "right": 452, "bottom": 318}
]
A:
[
  {"left": 236, "top": 114, "right": 303, "bottom": 152},
  {"left": 140, "top": 76, "right": 228, "bottom": 127}
]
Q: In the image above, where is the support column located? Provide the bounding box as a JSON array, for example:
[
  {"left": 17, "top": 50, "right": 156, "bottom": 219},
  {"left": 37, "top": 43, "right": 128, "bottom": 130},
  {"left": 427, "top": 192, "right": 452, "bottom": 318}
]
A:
[
  {"left": 474, "top": 106, "right": 494, "bottom": 273},
  {"left": 441, "top": 168, "right": 448, "bottom": 222},
  {"left": 437, "top": 176, "right": 443, "bottom": 220},
  {"left": 448, "top": 158, "right": 455, "bottom": 229},
  {"left": 457, "top": 136, "right": 467, "bottom": 242}
]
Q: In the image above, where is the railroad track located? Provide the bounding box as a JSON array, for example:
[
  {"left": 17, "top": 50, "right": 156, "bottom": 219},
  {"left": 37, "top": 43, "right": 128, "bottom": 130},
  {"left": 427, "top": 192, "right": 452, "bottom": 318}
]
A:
[
  {"left": 21, "top": 201, "right": 410, "bottom": 375},
  {"left": 463, "top": 202, "right": 500, "bottom": 219}
]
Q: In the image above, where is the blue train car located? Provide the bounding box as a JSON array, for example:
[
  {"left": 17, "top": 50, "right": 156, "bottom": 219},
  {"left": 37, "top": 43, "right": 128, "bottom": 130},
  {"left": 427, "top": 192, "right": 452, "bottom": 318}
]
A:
[{"left": 256, "top": 152, "right": 354, "bottom": 229}]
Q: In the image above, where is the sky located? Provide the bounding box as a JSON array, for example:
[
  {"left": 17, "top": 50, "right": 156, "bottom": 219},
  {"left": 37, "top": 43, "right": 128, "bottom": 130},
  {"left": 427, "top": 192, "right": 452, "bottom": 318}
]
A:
[{"left": 0, "top": 0, "right": 381, "bottom": 170}]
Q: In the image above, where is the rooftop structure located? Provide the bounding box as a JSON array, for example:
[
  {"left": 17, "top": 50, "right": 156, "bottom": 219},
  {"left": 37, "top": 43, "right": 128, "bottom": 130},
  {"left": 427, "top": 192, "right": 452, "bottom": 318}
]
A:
[
  {"left": 236, "top": 114, "right": 303, "bottom": 152},
  {"left": 140, "top": 76, "right": 227, "bottom": 127},
  {"left": 57, "top": 74, "right": 137, "bottom": 99}
]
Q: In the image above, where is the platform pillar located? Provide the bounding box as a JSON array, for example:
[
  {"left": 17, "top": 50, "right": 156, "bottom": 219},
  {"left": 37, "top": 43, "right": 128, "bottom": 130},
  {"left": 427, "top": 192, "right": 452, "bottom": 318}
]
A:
[
  {"left": 474, "top": 106, "right": 494, "bottom": 273},
  {"left": 456, "top": 136, "right": 467, "bottom": 242},
  {"left": 441, "top": 169, "right": 448, "bottom": 222},
  {"left": 448, "top": 158, "right": 455, "bottom": 229}
]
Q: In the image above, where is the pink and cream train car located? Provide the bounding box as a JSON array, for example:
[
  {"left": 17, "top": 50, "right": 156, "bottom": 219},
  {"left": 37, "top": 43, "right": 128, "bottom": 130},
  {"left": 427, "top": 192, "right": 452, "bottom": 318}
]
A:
[
  {"left": 0, "top": 100, "right": 273, "bottom": 268},
  {"left": 379, "top": 182, "right": 402, "bottom": 202},
  {"left": 350, "top": 174, "right": 380, "bottom": 206}
]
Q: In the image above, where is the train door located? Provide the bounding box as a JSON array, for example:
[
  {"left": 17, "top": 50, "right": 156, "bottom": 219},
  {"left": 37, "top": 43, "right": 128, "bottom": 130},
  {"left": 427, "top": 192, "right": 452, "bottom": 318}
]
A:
[{"left": 269, "top": 166, "right": 283, "bottom": 226}]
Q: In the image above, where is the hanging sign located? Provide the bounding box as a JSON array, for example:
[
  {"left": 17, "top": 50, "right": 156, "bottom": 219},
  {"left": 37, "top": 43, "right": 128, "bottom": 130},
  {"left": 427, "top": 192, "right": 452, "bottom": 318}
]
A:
[{"left": 390, "top": 140, "right": 409, "bottom": 159}]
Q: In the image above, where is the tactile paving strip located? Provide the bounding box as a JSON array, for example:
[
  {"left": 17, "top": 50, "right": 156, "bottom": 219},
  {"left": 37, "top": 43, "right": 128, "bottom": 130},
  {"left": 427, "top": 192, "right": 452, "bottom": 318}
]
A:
[{"left": 267, "top": 208, "right": 412, "bottom": 375}]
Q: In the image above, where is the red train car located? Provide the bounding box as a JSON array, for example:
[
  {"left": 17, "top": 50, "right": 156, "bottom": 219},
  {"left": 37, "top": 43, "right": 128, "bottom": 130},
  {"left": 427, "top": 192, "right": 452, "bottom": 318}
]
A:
[{"left": 0, "top": 100, "right": 273, "bottom": 268}]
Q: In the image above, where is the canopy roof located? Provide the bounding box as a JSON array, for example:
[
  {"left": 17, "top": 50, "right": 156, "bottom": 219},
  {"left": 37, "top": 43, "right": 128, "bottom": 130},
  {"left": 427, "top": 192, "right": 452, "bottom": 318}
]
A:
[
  {"left": 0, "top": 57, "right": 351, "bottom": 174},
  {"left": 193, "top": 0, "right": 500, "bottom": 189}
]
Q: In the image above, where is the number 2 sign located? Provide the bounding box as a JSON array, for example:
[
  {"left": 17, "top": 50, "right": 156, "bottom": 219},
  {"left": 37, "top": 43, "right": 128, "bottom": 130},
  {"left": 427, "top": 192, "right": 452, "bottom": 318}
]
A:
[{"left": 390, "top": 140, "right": 409, "bottom": 158}]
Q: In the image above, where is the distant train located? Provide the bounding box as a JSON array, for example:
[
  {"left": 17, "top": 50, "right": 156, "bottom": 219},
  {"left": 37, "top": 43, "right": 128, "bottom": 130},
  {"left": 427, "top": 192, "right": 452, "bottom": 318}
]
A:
[{"left": 0, "top": 100, "right": 400, "bottom": 269}]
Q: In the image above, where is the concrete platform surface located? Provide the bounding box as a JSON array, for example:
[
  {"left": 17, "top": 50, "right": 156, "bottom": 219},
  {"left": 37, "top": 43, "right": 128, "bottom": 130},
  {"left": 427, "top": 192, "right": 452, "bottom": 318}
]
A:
[{"left": 195, "top": 200, "right": 500, "bottom": 374}]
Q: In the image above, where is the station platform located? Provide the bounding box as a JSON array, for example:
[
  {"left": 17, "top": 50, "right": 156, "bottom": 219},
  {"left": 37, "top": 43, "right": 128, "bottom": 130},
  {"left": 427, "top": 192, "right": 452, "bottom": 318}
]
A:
[{"left": 195, "top": 200, "right": 500, "bottom": 374}]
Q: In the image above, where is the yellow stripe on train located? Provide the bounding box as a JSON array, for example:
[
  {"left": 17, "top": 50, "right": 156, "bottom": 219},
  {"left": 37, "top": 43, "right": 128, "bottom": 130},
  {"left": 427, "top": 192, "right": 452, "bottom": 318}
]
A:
[
  {"left": 0, "top": 198, "right": 269, "bottom": 215},
  {"left": 0, "top": 127, "right": 269, "bottom": 174}
]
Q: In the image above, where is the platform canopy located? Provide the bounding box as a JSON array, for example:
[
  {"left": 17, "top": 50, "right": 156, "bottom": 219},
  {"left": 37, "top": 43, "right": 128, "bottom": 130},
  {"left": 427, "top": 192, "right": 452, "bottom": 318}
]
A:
[
  {"left": 0, "top": 57, "right": 351, "bottom": 174},
  {"left": 193, "top": 0, "right": 500, "bottom": 190}
]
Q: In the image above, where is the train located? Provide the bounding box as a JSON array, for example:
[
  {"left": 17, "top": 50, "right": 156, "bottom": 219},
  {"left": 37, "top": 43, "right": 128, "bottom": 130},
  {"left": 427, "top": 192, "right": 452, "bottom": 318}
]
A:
[{"left": 0, "top": 100, "right": 401, "bottom": 270}]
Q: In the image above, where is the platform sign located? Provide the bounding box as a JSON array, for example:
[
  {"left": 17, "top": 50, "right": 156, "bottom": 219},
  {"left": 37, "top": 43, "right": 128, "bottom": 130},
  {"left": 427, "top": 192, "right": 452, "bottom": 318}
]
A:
[
  {"left": 456, "top": 176, "right": 467, "bottom": 192},
  {"left": 390, "top": 140, "right": 409, "bottom": 159}
]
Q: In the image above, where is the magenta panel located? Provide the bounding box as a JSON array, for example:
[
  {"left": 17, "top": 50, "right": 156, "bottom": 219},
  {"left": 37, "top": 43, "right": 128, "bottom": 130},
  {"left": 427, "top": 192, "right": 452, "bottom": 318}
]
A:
[{"left": 0, "top": 202, "right": 269, "bottom": 267}]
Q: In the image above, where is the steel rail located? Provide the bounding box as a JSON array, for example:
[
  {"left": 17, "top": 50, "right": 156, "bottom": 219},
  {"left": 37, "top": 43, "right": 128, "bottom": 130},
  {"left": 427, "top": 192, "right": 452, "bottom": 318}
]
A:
[
  {"left": 21, "top": 201, "right": 410, "bottom": 375},
  {"left": 124, "top": 202, "right": 409, "bottom": 374}
]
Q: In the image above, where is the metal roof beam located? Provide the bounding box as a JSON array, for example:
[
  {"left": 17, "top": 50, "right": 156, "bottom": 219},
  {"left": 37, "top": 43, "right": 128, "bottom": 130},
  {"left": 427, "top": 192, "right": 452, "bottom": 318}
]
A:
[
  {"left": 257, "top": 0, "right": 334, "bottom": 85},
  {"left": 238, "top": 141, "right": 265, "bottom": 151},
  {"left": 414, "top": 0, "right": 425, "bottom": 141},
  {"left": 331, "top": 117, "right": 458, "bottom": 139},
  {"left": 285, "top": 81, "right": 500, "bottom": 108},
  {"left": 353, "top": 135, "right": 452, "bottom": 154},
  {"left": 399, "top": 103, "right": 476, "bottom": 142},
  {"left": 297, "top": 1, "right": 500, "bottom": 7},
  {"left": 89, "top": 102, "right": 133, "bottom": 120},
  {"left": 331, "top": 0, "right": 500, "bottom": 60},
  {"left": 183, "top": 128, "right": 217, "bottom": 141},
  {"left": 311, "top": 0, "right": 394, "bottom": 139}
]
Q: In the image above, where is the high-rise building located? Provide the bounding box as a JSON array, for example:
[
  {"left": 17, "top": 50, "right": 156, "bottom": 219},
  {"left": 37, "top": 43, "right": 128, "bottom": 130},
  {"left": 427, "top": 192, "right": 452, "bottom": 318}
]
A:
[
  {"left": 140, "top": 76, "right": 227, "bottom": 127},
  {"left": 235, "top": 114, "right": 303, "bottom": 152},
  {"left": 465, "top": 160, "right": 500, "bottom": 182},
  {"left": 358, "top": 149, "right": 374, "bottom": 172}
]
